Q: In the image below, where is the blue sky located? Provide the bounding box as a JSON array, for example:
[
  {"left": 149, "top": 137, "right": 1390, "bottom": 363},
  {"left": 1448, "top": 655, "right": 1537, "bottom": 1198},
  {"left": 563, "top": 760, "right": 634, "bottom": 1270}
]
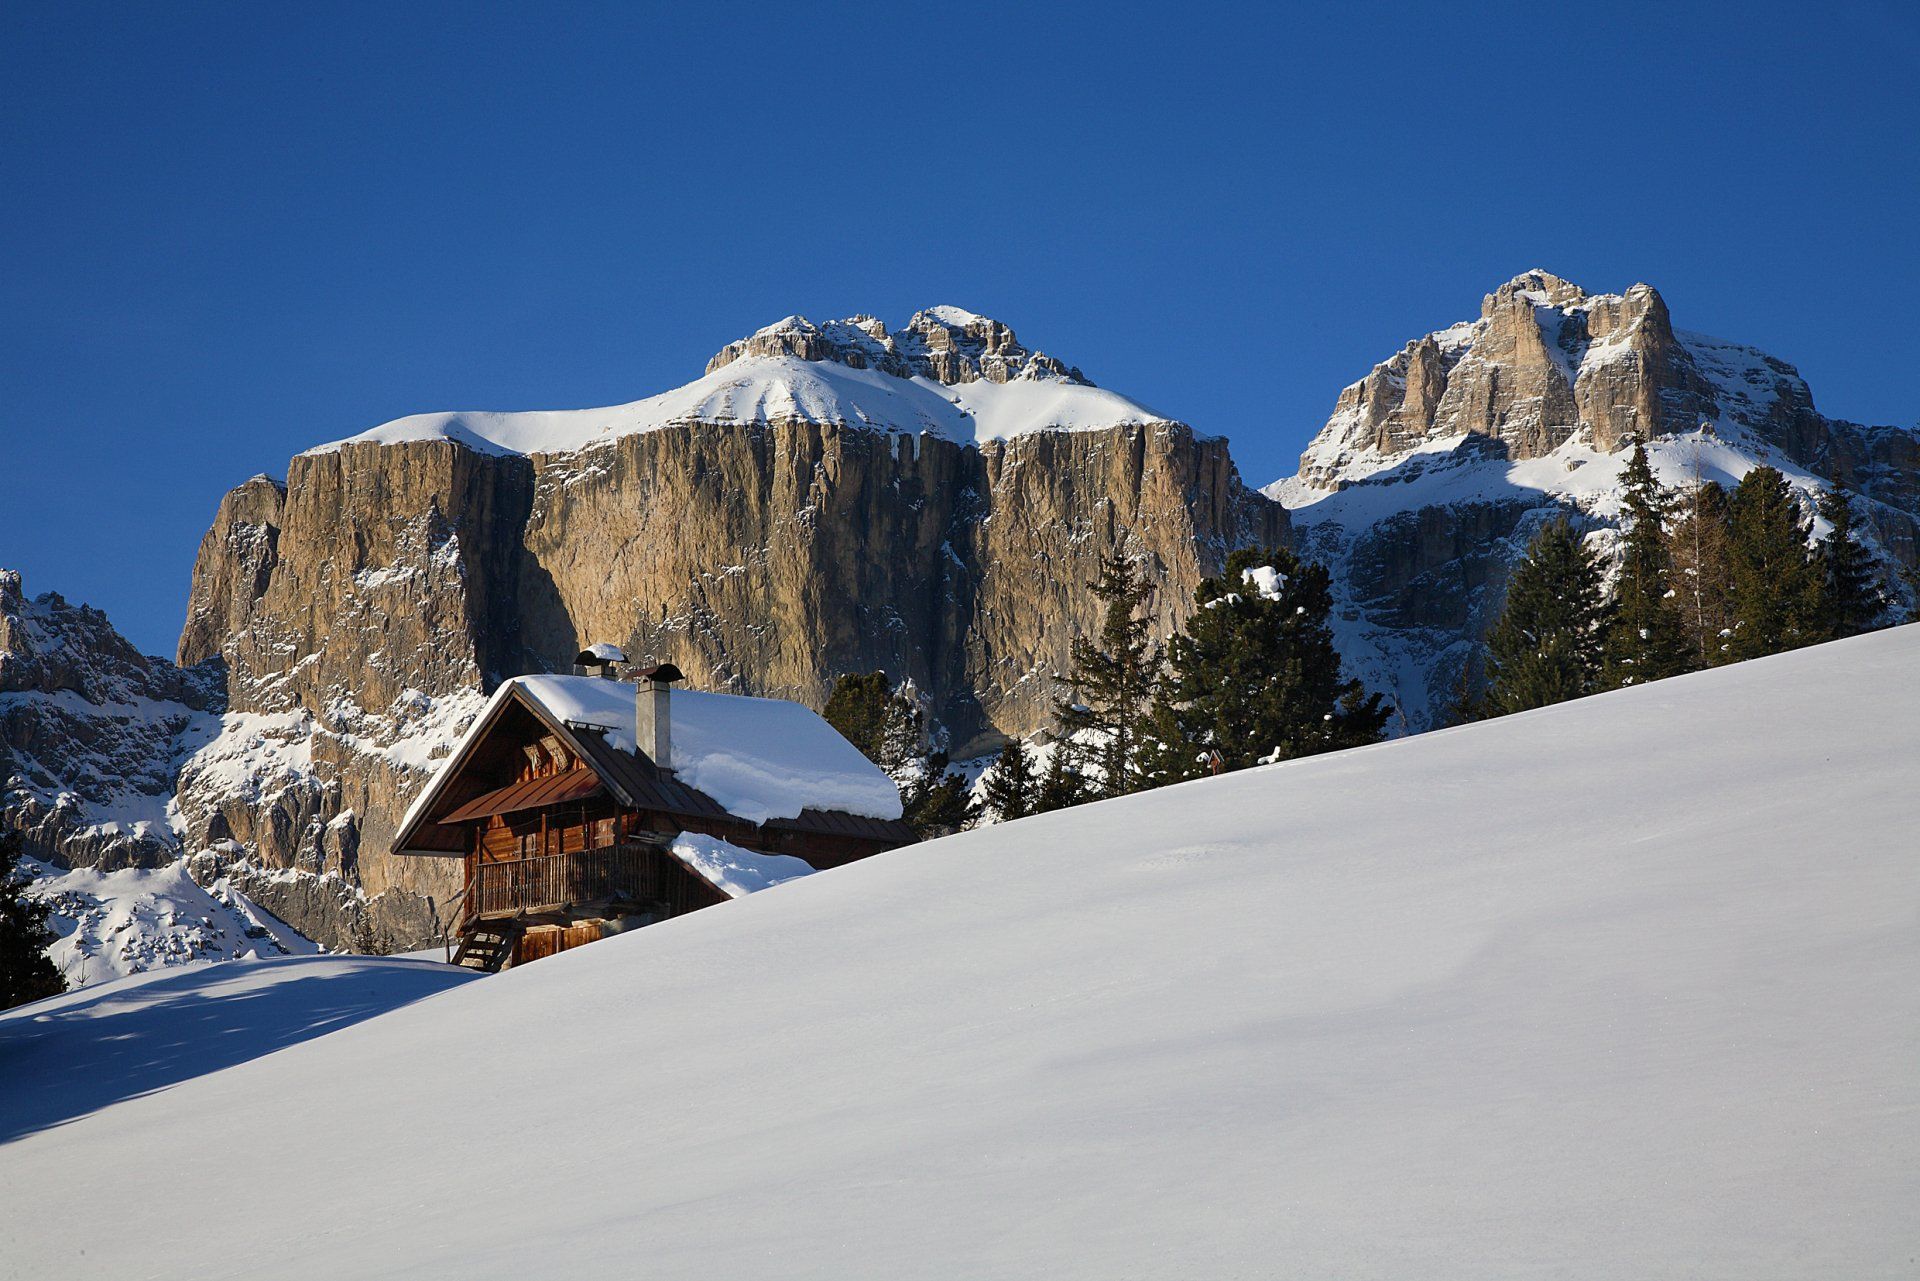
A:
[{"left": 4, "top": 1, "right": 1916, "bottom": 656}]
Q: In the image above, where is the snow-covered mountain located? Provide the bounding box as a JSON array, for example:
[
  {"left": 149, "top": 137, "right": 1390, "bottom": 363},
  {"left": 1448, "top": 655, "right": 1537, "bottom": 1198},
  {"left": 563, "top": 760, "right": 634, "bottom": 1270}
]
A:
[
  {"left": 24, "top": 852, "right": 319, "bottom": 989},
  {"left": 6, "top": 624, "right": 1915, "bottom": 1278},
  {"left": 170, "top": 307, "right": 1281, "bottom": 948},
  {"left": 1268, "top": 271, "right": 1920, "bottom": 729}
]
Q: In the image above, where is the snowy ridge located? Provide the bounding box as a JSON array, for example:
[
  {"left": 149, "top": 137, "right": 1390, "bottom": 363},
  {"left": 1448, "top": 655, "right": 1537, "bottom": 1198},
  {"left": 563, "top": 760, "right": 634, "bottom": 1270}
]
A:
[
  {"left": 4, "top": 626, "right": 1916, "bottom": 1277},
  {"left": 306, "top": 309, "right": 1184, "bottom": 457},
  {"left": 24, "top": 854, "right": 319, "bottom": 989}
]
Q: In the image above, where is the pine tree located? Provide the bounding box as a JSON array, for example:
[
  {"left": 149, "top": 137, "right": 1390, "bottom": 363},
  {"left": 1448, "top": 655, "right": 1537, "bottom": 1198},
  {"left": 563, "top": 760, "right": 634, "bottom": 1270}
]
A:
[
  {"left": 1668, "top": 479, "right": 1736, "bottom": 665},
  {"left": 1, "top": 830, "right": 65, "bottom": 1011},
  {"left": 1483, "top": 518, "right": 1611, "bottom": 716},
  {"left": 1053, "top": 552, "right": 1161, "bottom": 798},
  {"left": 1602, "top": 442, "right": 1692, "bottom": 688},
  {"left": 823, "top": 672, "right": 899, "bottom": 766},
  {"left": 900, "top": 750, "right": 975, "bottom": 837},
  {"left": 1725, "top": 466, "right": 1823, "bottom": 661},
  {"left": 981, "top": 739, "right": 1036, "bottom": 822},
  {"left": 1033, "top": 735, "right": 1090, "bottom": 813},
  {"left": 824, "top": 671, "right": 972, "bottom": 836},
  {"left": 1814, "top": 486, "right": 1887, "bottom": 639},
  {"left": 1141, "top": 547, "right": 1385, "bottom": 783}
]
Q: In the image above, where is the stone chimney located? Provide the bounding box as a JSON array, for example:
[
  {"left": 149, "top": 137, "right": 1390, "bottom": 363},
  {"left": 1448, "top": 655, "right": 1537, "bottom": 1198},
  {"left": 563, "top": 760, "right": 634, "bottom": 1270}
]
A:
[
  {"left": 635, "top": 663, "right": 683, "bottom": 771},
  {"left": 573, "top": 644, "right": 627, "bottom": 678}
]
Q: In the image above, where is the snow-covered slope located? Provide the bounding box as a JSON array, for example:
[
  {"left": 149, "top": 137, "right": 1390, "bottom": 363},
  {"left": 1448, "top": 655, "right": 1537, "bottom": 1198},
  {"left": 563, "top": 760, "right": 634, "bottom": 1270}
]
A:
[
  {"left": 0, "top": 954, "right": 474, "bottom": 1145},
  {"left": 24, "top": 853, "right": 320, "bottom": 988},
  {"left": 5, "top": 625, "right": 1915, "bottom": 1278},
  {"left": 308, "top": 309, "right": 1180, "bottom": 455}
]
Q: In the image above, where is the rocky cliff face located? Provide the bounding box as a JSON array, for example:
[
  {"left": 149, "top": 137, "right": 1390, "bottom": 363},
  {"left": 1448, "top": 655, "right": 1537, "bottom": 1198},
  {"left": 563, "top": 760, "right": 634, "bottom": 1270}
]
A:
[
  {"left": 1270, "top": 271, "right": 1920, "bottom": 731},
  {"left": 0, "top": 569, "right": 220, "bottom": 868},
  {"left": 165, "top": 308, "right": 1284, "bottom": 949}
]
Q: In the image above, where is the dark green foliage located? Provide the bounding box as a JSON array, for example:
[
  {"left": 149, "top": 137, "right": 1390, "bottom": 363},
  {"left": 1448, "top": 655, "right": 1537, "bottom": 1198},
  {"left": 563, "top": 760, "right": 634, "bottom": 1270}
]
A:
[
  {"left": 1483, "top": 518, "right": 1612, "bottom": 716},
  {"left": 1602, "top": 443, "right": 1693, "bottom": 688},
  {"left": 1668, "top": 480, "right": 1736, "bottom": 665},
  {"left": 1142, "top": 547, "right": 1386, "bottom": 783},
  {"left": 1, "top": 830, "right": 66, "bottom": 1011},
  {"left": 1814, "top": 487, "right": 1887, "bottom": 639},
  {"left": 1033, "top": 736, "right": 1091, "bottom": 814},
  {"left": 822, "top": 672, "right": 917, "bottom": 770},
  {"left": 900, "top": 751, "right": 975, "bottom": 837},
  {"left": 1725, "top": 466, "right": 1823, "bottom": 661},
  {"left": 1053, "top": 552, "right": 1162, "bottom": 798},
  {"left": 824, "top": 671, "right": 972, "bottom": 837},
  {"left": 981, "top": 739, "right": 1036, "bottom": 822}
]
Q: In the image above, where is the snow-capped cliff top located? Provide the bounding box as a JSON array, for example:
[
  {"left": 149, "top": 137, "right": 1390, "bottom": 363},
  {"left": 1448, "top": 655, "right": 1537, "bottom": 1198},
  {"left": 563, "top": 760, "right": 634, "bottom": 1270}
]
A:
[{"left": 305, "top": 309, "right": 1185, "bottom": 457}]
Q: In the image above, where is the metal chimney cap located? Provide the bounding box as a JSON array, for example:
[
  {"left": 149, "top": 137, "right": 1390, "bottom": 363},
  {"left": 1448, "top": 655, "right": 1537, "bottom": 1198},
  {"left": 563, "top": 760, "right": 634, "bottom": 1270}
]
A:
[{"left": 640, "top": 662, "right": 684, "bottom": 684}]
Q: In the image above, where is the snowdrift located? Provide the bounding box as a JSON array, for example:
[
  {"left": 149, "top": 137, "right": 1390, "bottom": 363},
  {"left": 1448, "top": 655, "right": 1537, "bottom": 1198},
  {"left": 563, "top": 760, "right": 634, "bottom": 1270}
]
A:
[{"left": 4, "top": 627, "right": 1917, "bottom": 1278}]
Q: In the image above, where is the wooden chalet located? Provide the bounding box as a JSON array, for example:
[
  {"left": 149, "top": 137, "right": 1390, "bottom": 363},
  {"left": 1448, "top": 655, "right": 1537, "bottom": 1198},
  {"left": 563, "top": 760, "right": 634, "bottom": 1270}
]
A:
[{"left": 392, "top": 651, "right": 917, "bottom": 970}]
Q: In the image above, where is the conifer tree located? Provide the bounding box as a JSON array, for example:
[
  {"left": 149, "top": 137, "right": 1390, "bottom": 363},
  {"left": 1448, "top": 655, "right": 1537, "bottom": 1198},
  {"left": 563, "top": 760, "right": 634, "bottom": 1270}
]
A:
[
  {"left": 1, "top": 830, "right": 65, "bottom": 1011},
  {"left": 823, "top": 672, "right": 906, "bottom": 767},
  {"left": 1668, "top": 479, "right": 1736, "bottom": 665},
  {"left": 900, "top": 751, "right": 975, "bottom": 837},
  {"left": 1033, "top": 735, "right": 1090, "bottom": 813},
  {"left": 1725, "top": 466, "right": 1822, "bottom": 661},
  {"left": 1602, "top": 442, "right": 1692, "bottom": 688},
  {"left": 1141, "top": 547, "right": 1385, "bottom": 783},
  {"left": 980, "top": 739, "right": 1037, "bottom": 822},
  {"left": 1483, "top": 518, "right": 1611, "bottom": 716},
  {"left": 1054, "top": 552, "right": 1161, "bottom": 798},
  {"left": 824, "top": 671, "right": 972, "bottom": 836},
  {"left": 1814, "top": 486, "right": 1886, "bottom": 639}
]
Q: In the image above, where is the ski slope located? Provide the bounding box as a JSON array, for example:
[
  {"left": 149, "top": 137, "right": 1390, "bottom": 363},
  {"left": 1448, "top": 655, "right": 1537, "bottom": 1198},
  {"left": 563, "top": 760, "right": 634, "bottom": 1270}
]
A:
[{"left": 4, "top": 627, "right": 1917, "bottom": 1279}]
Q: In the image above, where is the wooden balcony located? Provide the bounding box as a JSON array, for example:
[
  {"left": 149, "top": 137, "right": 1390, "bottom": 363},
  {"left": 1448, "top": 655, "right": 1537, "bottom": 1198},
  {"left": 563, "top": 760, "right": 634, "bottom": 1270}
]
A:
[{"left": 466, "top": 841, "right": 719, "bottom": 922}]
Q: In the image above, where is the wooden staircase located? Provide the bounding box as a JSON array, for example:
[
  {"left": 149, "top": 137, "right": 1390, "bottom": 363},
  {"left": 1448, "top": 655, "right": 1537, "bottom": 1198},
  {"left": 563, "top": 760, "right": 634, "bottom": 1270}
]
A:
[{"left": 452, "top": 918, "right": 526, "bottom": 973}]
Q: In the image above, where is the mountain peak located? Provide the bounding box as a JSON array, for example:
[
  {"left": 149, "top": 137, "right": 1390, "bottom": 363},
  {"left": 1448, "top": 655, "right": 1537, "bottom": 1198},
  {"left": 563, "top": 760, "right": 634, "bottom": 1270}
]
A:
[{"left": 707, "top": 309, "right": 1090, "bottom": 388}]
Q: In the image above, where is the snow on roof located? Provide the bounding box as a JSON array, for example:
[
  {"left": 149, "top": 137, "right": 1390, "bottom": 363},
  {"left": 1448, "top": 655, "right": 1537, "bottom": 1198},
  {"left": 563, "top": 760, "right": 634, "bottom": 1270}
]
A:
[
  {"left": 303, "top": 356, "right": 1182, "bottom": 458},
  {"left": 666, "top": 831, "right": 815, "bottom": 899},
  {"left": 581, "top": 643, "right": 627, "bottom": 662},
  {"left": 508, "top": 674, "right": 903, "bottom": 825}
]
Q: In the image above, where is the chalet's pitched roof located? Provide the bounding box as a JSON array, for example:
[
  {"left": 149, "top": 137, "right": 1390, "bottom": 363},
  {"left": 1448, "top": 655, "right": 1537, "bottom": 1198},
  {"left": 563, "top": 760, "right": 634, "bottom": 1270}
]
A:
[
  {"left": 439, "top": 769, "right": 605, "bottom": 824},
  {"left": 392, "top": 675, "right": 915, "bottom": 855}
]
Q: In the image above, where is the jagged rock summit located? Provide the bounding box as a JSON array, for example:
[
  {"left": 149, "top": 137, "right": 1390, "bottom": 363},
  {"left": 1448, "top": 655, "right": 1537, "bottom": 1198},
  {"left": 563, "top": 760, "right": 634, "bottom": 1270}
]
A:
[
  {"left": 0, "top": 568, "right": 220, "bottom": 868},
  {"left": 1267, "top": 270, "right": 1920, "bottom": 732},
  {"left": 311, "top": 307, "right": 1179, "bottom": 456}
]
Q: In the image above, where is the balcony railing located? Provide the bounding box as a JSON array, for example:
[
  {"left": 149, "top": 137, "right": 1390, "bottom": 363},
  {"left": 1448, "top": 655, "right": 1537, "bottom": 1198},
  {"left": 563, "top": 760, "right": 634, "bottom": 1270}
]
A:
[{"left": 469, "top": 843, "right": 658, "bottom": 920}]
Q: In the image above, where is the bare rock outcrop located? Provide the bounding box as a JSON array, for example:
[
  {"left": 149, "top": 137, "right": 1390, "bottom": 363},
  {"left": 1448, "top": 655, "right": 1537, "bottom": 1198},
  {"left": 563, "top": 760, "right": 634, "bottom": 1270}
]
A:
[{"left": 0, "top": 569, "right": 220, "bottom": 868}]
